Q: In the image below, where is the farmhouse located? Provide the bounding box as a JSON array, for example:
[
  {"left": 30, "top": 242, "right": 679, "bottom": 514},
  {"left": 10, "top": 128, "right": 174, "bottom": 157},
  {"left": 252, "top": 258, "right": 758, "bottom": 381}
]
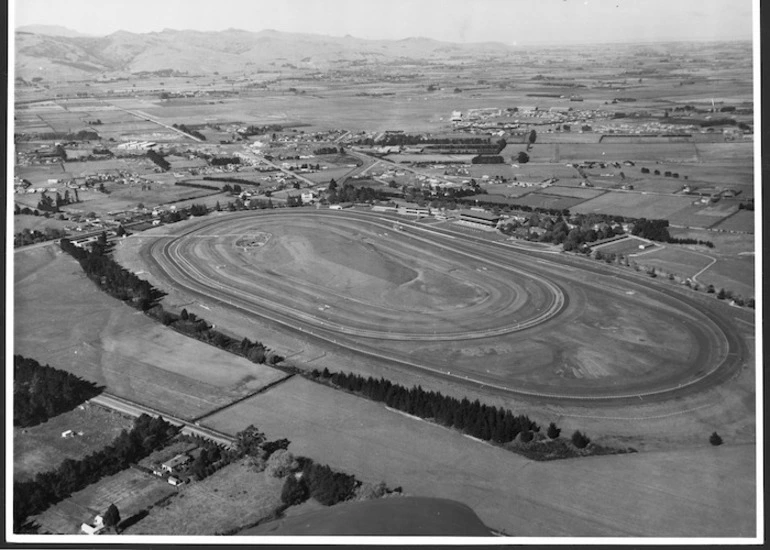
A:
[{"left": 161, "top": 453, "right": 191, "bottom": 474}]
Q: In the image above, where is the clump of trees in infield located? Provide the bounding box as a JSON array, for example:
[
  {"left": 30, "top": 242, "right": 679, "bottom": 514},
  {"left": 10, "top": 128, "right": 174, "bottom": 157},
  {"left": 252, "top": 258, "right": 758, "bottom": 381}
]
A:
[
  {"left": 13, "top": 414, "right": 178, "bottom": 532},
  {"left": 13, "top": 355, "right": 102, "bottom": 428}
]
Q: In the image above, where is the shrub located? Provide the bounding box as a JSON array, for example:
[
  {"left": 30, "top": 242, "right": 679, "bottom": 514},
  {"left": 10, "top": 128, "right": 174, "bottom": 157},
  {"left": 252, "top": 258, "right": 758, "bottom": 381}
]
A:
[
  {"left": 265, "top": 449, "right": 298, "bottom": 478},
  {"left": 281, "top": 475, "right": 309, "bottom": 506},
  {"left": 546, "top": 422, "right": 561, "bottom": 439},
  {"left": 571, "top": 430, "right": 591, "bottom": 449},
  {"left": 709, "top": 432, "right": 723, "bottom": 446},
  {"left": 520, "top": 430, "right": 534, "bottom": 443}
]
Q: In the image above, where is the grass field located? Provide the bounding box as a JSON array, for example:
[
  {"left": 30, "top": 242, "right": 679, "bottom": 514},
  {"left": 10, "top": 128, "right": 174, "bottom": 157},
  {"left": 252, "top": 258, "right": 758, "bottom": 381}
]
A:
[
  {"left": 125, "top": 459, "right": 284, "bottom": 535},
  {"left": 13, "top": 403, "right": 134, "bottom": 482},
  {"left": 668, "top": 201, "right": 740, "bottom": 228},
  {"left": 14, "top": 244, "right": 289, "bottom": 420},
  {"left": 571, "top": 192, "right": 695, "bottom": 218},
  {"left": 530, "top": 186, "right": 606, "bottom": 200},
  {"left": 512, "top": 192, "right": 590, "bottom": 211},
  {"left": 711, "top": 210, "right": 754, "bottom": 233},
  {"left": 592, "top": 236, "right": 657, "bottom": 256},
  {"left": 33, "top": 467, "right": 177, "bottom": 534},
  {"left": 201, "top": 376, "right": 755, "bottom": 537},
  {"left": 632, "top": 246, "right": 714, "bottom": 278}
]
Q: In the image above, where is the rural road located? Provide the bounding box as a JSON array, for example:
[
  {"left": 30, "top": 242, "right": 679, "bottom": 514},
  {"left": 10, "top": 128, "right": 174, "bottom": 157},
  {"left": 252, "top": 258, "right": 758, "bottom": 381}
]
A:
[
  {"left": 134, "top": 209, "right": 751, "bottom": 407},
  {"left": 90, "top": 393, "right": 236, "bottom": 447}
]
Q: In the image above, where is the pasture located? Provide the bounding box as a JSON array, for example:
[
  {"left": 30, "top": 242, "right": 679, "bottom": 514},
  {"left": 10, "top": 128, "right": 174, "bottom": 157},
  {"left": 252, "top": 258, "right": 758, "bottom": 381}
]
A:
[
  {"left": 510, "top": 192, "right": 589, "bottom": 211},
  {"left": 201, "top": 377, "right": 755, "bottom": 537},
  {"left": 712, "top": 210, "right": 754, "bottom": 233},
  {"left": 668, "top": 201, "right": 740, "bottom": 229},
  {"left": 13, "top": 403, "right": 134, "bottom": 482},
  {"left": 530, "top": 186, "right": 606, "bottom": 200},
  {"left": 631, "top": 246, "right": 715, "bottom": 278},
  {"left": 33, "top": 467, "right": 177, "bottom": 534},
  {"left": 125, "top": 460, "right": 284, "bottom": 535},
  {"left": 571, "top": 192, "right": 694, "bottom": 218},
  {"left": 592, "top": 236, "right": 657, "bottom": 257},
  {"left": 14, "top": 244, "right": 290, "bottom": 420}
]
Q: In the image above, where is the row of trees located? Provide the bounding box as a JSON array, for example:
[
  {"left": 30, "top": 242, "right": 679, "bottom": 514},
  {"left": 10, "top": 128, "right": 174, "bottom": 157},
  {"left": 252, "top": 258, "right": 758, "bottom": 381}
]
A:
[
  {"left": 13, "top": 355, "right": 102, "bottom": 428},
  {"left": 60, "top": 236, "right": 161, "bottom": 311},
  {"left": 471, "top": 155, "right": 504, "bottom": 164},
  {"left": 327, "top": 182, "right": 390, "bottom": 204},
  {"left": 35, "top": 189, "right": 80, "bottom": 213},
  {"left": 146, "top": 150, "right": 170, "bottom": 171},
  {"left": 145, "top": 305, "right": 282, "bottom": 365},
  {"left": 210, "top": 156, "right": 241, "bottom": 166},
  {"left": 172, "top": 123, "right": 206, "bottom": 141},
  {"left": 309, "top": 369, "right": 541, "bottom": 445},
  {"left": 14, "top": 414, "right": 178, "bottom": 532},
  {"left": 207, "top": 177, "right": 261, "bottom": 187}
]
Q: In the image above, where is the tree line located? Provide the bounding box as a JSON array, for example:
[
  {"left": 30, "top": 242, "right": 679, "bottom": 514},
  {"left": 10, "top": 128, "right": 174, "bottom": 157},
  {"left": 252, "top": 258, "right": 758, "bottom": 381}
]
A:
[
  {"left": 13, "top": 355, "right": 102, "bottom": 428},
  {"left": 327, "top": 182, "right": 390, "bottom": 204},
  {"left": 13, "top": 414, "right": 178, "bottom": 532},
  {"left": 145, "top": 305, "right": 282, "bottom": 365},
  {"left": 60, "top": 236, "right": 161, "bottom": 311},
  {"left": 209, "top": 156, "right": 241, "bottom": 166},
  {"left": 172, "top": 123, "right": 206, "bottom": 141},
  {"left": 309, "top": 369, "right": 541, "bottom": 445},
  {"left": 147, "top": 149, "right": 171, "bottom": 171}
]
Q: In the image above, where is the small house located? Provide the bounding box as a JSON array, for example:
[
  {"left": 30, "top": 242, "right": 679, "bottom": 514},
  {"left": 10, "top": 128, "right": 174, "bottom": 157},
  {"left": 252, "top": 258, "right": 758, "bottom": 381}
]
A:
[
  {"left": 161, "top": 453, "right": 191, "bottom": 474},
  {"left": 81, "top": 515, "right": 105, "bottom": 535},
  {"left": 62, "top": 430, "right": 74, "bottom": 438}
]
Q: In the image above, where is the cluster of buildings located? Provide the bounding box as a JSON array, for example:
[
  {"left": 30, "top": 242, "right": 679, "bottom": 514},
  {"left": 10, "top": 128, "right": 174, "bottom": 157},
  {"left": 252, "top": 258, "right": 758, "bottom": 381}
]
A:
[{"left": 116, "top": 140, "right": 157, "bottom": 152}]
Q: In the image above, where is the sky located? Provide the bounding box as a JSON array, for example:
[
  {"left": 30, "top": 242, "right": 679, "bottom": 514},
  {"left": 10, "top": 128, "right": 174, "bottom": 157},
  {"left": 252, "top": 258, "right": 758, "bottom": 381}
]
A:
[{"left": 13, "top": 0, "right": 754, "bottom": 45}]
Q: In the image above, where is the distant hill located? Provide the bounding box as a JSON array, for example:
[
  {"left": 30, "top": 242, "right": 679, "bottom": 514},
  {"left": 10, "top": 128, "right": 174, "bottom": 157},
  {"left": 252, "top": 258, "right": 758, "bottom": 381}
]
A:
[
  {"left": 16, "top": 25, "right": 93, "bottom": 38},
  {"left": 14, "top": 27, "right": 514, "bottom": 81},
  {"left": 241, "top": 496, "right": 494, "bottom": 536}
]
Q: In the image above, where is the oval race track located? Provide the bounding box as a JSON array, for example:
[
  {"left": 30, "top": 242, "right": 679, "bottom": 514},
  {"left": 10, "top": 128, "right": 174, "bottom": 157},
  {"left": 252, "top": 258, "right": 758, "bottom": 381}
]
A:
[{"left": 138, "top": 209, "right": 750, "bottom": 406}]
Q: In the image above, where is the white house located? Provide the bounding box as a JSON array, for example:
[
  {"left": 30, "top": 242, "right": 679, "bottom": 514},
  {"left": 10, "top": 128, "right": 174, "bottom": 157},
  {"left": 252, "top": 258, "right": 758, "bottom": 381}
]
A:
[{"left": 81, "top": 515, "right": 105, "bottom": 535}]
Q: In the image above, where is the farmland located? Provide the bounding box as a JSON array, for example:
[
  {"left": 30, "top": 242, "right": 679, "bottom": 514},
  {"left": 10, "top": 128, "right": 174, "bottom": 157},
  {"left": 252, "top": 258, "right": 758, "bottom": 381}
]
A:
[
  {"left": 13, "top": 403, "right": 134, "bottom": 482},
  {"left": 201, "top": 376, "right": 755, "bottom": 537},
  {"left": 14, "top": 244, "right": 290, "bottom": 420},
  {"left": 33, "top": 467, "right": 177, "bottom": 534},
  {"left": 572, "top": 192, "right": 695, "bottom": 219},
  {"left": 125, "top": 460, "right": 284, "bottom": 536},
  {"left": 11, "top": 28, "right": 757, "bottom": 540}
]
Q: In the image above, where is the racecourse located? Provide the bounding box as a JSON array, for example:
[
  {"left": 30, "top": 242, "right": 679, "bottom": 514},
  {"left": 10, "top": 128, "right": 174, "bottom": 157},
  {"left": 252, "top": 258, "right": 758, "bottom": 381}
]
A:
[{"left": 132, "top": 209, "right": 748, "bottom": 405}]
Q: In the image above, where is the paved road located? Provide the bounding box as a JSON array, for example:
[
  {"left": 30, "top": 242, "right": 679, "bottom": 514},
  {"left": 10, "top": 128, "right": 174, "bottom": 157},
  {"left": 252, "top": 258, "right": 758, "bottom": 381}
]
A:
[{"left": 136, "top": 209, "right": 751, "bottom": 406}]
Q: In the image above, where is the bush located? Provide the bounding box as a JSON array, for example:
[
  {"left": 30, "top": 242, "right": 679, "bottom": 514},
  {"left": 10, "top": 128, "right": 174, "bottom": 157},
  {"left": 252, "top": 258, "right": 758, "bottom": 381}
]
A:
[
  {"left": 546, "top": 422, "right": 561, "bottom": 439},
  {"left": 571, "top": 430, "right": 591, "bottom": 449},
  {"left": 709, "top": 432, "right": 723, "bottom": 446},
  {"left": 265, "top": 449, "right": 298, "bottom": 478},
  {"left": 519, "top": 430, "right": 534, "bottom": 443},
  {"left": 280, "top": 475, "right": 309, "bottom": 506},
  {"left": 355, "top": 481, "right": 389, "bottom": 501}
]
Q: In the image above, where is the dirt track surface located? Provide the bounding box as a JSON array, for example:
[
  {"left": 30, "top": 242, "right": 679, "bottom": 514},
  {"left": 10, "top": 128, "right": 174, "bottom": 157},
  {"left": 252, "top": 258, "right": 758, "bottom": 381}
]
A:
[{"left": 131, "top": 209, "right": 751, "bottom": 405}]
